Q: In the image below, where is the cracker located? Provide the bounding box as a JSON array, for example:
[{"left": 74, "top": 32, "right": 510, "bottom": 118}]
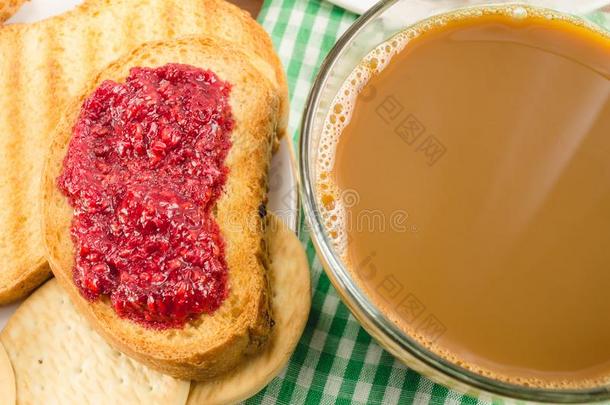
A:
[{"left": 0, "top": 280, "right": 190, "bottom": 404}]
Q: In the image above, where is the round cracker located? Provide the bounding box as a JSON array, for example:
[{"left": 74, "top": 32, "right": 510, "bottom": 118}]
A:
[
  {"left": 187, "top": 213, "right": 311, "bottom": 405},
  {"left": 0, "top": 280, "right": 190, "bottom": 404},
  {"left": 0, "top": 341, "right": 15, "bottom": 405}
]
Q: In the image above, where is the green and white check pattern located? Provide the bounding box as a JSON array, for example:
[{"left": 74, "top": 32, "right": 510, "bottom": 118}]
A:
[{"left": 247, "top": 2, "right": 610, "bottom": 404}]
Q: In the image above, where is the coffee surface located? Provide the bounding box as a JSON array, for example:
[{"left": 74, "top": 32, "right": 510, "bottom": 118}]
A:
[{"left": 318, "top": 8, "right": 610, "bottom": 387}]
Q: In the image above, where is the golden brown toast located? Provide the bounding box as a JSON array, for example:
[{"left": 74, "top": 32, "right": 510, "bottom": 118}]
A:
[
  {"left": 0, "top": 0, "right": 287, "bottom": 304},
  {"left": 43, "top": 36, "right": 280, "bottom": 380}
]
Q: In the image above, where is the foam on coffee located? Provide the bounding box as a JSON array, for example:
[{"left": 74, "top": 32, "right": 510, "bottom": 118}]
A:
[
  {"left": 316, "top": 5, "right": 610, "bottom": 389},
  {"left": 317, "top": 25, "right": 415, "bottom": 255}
]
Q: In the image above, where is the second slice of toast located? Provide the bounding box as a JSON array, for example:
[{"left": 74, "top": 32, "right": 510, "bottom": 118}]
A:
[{"left": 43, "top": 36, "right": 280, "bottom": 380}]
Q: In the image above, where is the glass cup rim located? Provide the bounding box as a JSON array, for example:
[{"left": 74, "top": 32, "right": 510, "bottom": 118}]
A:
[{"left": 298, "top": 0, "right": 610, "bottom": 402}]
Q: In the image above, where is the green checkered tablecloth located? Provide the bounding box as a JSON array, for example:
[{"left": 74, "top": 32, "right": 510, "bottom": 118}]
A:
[{"left": 247, "top": 2, "right": 610, "bottom": 404}]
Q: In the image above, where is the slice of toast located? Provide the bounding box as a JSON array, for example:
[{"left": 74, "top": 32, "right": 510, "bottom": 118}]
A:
[
  {"left": 0, "top": 0, "right": 287, "bottom": 304},
  {"left": 43, "top": 36, "right": 280, "bottom": 380},
  {"left": 0, "top": 279, "right": 190, "bottom": 405}
]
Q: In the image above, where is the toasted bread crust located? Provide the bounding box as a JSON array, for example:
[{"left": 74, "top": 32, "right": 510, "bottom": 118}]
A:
[
  {"left": 0, "top": 260, "right": 51, "bottom": 304},
  {"left": 0, "top": 0, "right": 287, "bottom": 304},
  {"left": 187, "top": 214, "right": 311, "bottom": 404},
  {"left": 43, "top": 37, "right": 280, "bottom": 380}
]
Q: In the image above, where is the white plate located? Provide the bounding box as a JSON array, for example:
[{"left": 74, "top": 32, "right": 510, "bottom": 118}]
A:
[{"left": 0, "top": 0, "right": 300, "bottom": 329}]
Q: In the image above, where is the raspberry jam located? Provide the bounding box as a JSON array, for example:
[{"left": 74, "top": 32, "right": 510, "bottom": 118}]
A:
[{"left": 58, "top": 64, "right": 233, "bottom": 329}]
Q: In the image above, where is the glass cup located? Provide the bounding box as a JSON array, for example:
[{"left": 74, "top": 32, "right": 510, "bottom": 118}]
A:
[{"left": 299, "top": 1, "right": 610, "bottom": 403}]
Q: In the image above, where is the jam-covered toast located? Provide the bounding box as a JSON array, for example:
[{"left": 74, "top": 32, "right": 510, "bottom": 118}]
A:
[{"left": 43, "top": 37, "right": 280, "bottom": 380}]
